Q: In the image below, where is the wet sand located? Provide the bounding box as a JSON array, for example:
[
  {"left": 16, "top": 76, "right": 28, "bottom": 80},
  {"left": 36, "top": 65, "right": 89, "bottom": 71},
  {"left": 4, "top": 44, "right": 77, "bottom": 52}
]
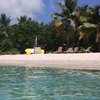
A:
[{"left": 0, "top": 53, "right": 100, "bottom": 70}]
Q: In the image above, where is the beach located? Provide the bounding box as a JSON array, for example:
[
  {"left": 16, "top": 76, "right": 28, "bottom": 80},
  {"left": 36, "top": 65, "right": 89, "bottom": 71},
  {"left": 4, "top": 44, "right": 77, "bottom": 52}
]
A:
[{"left": 0, "top": 53, "right": 100, "bottom": 70}]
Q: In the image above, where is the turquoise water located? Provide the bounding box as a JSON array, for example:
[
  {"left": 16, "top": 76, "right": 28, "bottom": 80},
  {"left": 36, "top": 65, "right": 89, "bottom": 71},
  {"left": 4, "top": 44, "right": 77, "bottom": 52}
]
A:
[{"left": 0, "top": 66, "right": 100, "bottom": 100}]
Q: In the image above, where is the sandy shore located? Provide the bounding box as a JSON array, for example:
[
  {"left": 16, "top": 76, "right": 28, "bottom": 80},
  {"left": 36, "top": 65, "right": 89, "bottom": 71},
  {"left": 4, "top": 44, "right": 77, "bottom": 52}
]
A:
[{"left": 0, "top": 53, "right": 100, "bottom": 70}]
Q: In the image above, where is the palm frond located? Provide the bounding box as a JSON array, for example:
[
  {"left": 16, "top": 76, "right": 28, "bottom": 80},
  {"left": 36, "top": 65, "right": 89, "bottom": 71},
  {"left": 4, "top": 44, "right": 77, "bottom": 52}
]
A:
[
  {"left": 56, "top": 2, "right": 67, "bottom": 11},
  {"left": 56, "top": 2, "right": 70, "bottom": 15},
  {"left": 65, "top": 0, "right": 78, "bottom": 13},
  {"left": 0, "top": 13, "right": 11, "bottom": 27},
  {"left": 51, "top": 13, "right": 64, "bottom": 19},
  {"left": 79, "top": 16, "right": 88, "bottom": 22},
  {"left": 17, "top": 16, "right": 27, "bottom": 23},
  {"left": 78, "top": 23, "right": 96, "bottom": 29}
]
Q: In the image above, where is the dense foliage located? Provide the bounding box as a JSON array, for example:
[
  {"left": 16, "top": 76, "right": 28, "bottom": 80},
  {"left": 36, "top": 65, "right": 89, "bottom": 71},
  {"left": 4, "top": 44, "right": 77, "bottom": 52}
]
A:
[
  {"left": 52, "top": 0, "right": 100, "bottom": 52},
  {"left": 0, "top": 15, "right": 58, "bottom": 54},
  {"left": 0, "top": 0, "right": 100, "bottom": 54}
]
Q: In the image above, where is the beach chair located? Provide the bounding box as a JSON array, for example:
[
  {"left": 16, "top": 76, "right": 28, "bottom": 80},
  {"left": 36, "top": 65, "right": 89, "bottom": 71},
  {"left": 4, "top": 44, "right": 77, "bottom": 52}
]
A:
[
  {"left": 74, "top": 47, "right": 79, "bottom": 53},
  {"left": 56, "top": 47, "right": 63, "bottom": 53},
  {"left": 84, "top": 47, "right": 92, "bottom": 53},
  {"left": 65, "top": 47, "right": 74, "bottom": 53}
]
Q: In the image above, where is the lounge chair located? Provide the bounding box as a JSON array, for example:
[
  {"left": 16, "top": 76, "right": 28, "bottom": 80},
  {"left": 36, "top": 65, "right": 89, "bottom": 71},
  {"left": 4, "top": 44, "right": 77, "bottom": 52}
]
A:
[
  {"left": 74, "top": 47, "right": 79, "bottom": 53},
  {"left": 64, "top": 47, "right": 74, "bottom": 53},
  {"left": 56, "top": 47, "right": 63, "bottom": 53},
  {"left": 84, "top": 47, "right": 92, "bottom": 53}
]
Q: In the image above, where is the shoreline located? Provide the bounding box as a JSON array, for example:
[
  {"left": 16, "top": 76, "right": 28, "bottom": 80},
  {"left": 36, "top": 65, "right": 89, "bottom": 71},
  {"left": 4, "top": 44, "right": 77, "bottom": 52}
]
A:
[{"left": 0, "top": 53, "right": 100, "bottom": 70}]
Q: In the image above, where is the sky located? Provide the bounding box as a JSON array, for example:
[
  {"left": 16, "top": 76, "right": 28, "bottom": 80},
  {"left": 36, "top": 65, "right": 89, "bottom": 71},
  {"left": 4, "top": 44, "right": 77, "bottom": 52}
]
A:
[{"left": 0, "top": 0, "right": 100, "bottom": 24}]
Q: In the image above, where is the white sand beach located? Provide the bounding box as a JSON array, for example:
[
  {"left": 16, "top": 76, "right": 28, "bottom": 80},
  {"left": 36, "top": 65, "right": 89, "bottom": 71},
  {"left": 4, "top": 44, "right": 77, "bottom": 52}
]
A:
[{"left": 0, "top": 53, "right": 100, "bottom": 70}]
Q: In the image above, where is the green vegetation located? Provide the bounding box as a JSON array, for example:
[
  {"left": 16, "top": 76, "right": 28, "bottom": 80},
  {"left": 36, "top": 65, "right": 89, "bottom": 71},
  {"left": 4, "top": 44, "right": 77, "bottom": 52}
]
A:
[
  {"left": 0, "top": 15, "right": 58, "bottom": 54},
  {"left": 52, "top": 0, "right": 100, "bottom": 52},
  {"left": 0, "top": 0, "right": 100, "bottom": 54}
]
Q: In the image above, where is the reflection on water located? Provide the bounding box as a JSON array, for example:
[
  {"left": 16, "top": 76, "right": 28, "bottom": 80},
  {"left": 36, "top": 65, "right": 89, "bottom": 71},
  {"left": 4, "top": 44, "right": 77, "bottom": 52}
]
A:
[{"left": 0, "top": 66, "right": 100, "bottom": 100}]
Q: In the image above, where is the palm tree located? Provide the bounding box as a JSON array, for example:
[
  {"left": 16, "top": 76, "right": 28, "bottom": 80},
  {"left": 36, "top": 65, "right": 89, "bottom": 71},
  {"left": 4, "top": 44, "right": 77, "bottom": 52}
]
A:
[
  {"left": 0, "top": 13, "right": 11, "bottom": 36},
  {"left": 51, "top": 0, "right": 78, "bottom": 48},
  {"left": 17, "top": 16, "right": 27, "bottom": 24},
  {"left": 51, "top": 0, "right": 78, "bottom": 37},
  {"left": 72, "top": 5, "right": 93, "bottom": 47},
  {"left": 90, "top": 5, "right": 100, "bottom": 51},
  {"left": 75, "top": 5, "right": 100, "bottom": 51},
  {"left": 89, "top": 5, "right": 100, "bottom": 42},
  {"left": 51, "top": 0, "right": 100, "bottom": 51}
]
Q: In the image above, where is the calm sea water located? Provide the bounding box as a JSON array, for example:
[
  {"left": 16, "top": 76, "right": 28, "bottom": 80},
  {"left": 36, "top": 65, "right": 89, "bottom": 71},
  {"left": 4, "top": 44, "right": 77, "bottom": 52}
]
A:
[{"left": 0, "top": 66, "right": 100, "bottom": 100}]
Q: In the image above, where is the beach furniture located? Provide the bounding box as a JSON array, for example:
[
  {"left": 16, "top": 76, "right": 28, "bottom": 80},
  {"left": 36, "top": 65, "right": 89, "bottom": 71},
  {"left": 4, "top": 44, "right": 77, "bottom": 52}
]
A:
[
  {"left": 34, "top": 47, "right": 41, "bottom": 54},
  {"left": 65, "top": 47, "right": 74, "bottom": 53},
  {"left": 56, "top": 47, "right": 63, "bottom": 53},
  {"left": 25, "top": 48, "right": 34, "bottom": 55},
  {"left": 74, "top": 47, "right": 79, "bottom": 53},
  {"left": 84, "top": 47, "right": 92, "bottom": 53},
  {"left": 30, "top": 49, "right": 34, "bottom": 53},
  {"left": 25, "top": 48, "right": 31, "bottom": 55},
  {"left": 40, "top": 49, "right": 45, "bottom": 54}
]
